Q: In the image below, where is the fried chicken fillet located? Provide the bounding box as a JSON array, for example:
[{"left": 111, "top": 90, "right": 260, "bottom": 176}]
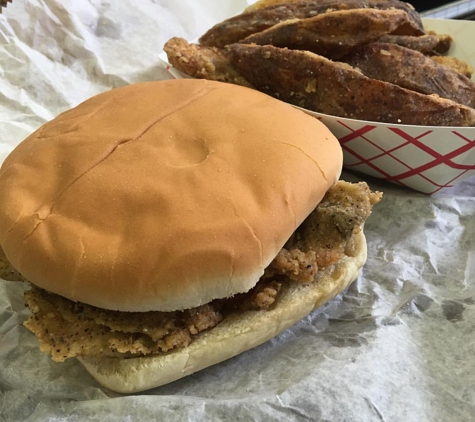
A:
[
  {"left": 377, "top": 32, "right": 452, "bottom": 55},
  {"left": 23, "top": 181, "right": 381, "bottom": 362},
  {"left": 163, "top": 39, "right": 475, "bottom": 126},
  {"left": 226, "top": 44, "right": 475, "bottom": 126},
  {"left": 342, "top": 42, "right": 475, "bottom": 108},
  {"left": 240, "top": 8, "right": 419, "bottom": 60},
  {"left": 199, "top": 0, "right": 423, "bottom": 48},
  {"left": 163, "top": 37, "right": 253, "bottom": 87},
  {"left": 244, "top": 0, "right": 418, "bottom": 12}
]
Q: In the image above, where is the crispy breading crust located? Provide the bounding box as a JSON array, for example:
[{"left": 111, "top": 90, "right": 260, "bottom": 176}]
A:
[
  {"left": 199, "top": 0, "right": 424, "bottom": 48},
  {"left": 226, "top": 44, "right": 475, "bottom": 126},
  {"left": 163, "top": 37, "right": 253, "bottom": 87},
  {"left": 378, "top": 32, "right": 452, "bottom": 55},
  {"left": 164, "top": 38, "right": 475, "bottom": 126},
  {"left": 24, "top": 288, "right": 223, "bottom": 362},
  {"left": 240, "top": 9, "right": 417, "bottom": 60},
  {"left": 342, "top": 42, "right": 475, "bottom": 108}
]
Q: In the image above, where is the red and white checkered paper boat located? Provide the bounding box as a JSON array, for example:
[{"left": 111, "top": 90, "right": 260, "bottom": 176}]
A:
[
  {"left": 310, "top": 112, "right": 475, "bottom": 194},
  {"left": 160, "top": 18, "right": 475, "bottom": 194}
]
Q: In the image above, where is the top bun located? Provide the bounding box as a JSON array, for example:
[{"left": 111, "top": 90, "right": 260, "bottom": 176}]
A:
[{"left": 0, "top": 79, "right": 342, "bottom": 312}]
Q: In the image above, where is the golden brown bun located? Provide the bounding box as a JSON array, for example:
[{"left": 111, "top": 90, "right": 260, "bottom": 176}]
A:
[
  {"left": 0, "top": 79, "right": 342, "bottom": 312},
  {"left": 79, "top": 230, "right": 366, "bottom": 393}
]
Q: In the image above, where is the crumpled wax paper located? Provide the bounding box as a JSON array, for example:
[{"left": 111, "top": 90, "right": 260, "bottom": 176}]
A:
[{"left": 0, "top": 1, "right": 474, "bottom": 421}]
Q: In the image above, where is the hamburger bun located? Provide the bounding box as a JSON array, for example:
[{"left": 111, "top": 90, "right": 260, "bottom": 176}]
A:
[
  {"left": 0, "top": 79, "right": 342, "bottom": 312},
  {"left": 79, "top": 230, "right": 366, "bottom": 393}
]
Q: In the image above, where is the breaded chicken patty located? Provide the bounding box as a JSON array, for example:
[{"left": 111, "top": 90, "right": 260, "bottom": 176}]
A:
[{"left": 23, "top": 181, "right": 381, "bottom": 362}]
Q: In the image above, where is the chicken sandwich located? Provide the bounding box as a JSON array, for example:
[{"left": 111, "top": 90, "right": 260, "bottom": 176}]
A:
[{"left": 0, "top": 79, "right": 381, "bottom": 393}]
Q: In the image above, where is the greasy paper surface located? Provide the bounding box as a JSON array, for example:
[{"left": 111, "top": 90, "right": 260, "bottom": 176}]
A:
[{"left": 0, "top": 1, "right": 474, "bottom": 421}]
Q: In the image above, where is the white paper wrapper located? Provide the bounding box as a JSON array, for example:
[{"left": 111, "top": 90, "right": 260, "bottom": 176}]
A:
[{"left": 1, "top": 2, "right": 475, "bottom": 422}]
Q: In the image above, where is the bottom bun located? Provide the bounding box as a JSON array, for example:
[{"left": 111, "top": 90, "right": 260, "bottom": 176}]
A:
[{"left": 79, "top": 231, "right": 367, "bottom": 394}]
